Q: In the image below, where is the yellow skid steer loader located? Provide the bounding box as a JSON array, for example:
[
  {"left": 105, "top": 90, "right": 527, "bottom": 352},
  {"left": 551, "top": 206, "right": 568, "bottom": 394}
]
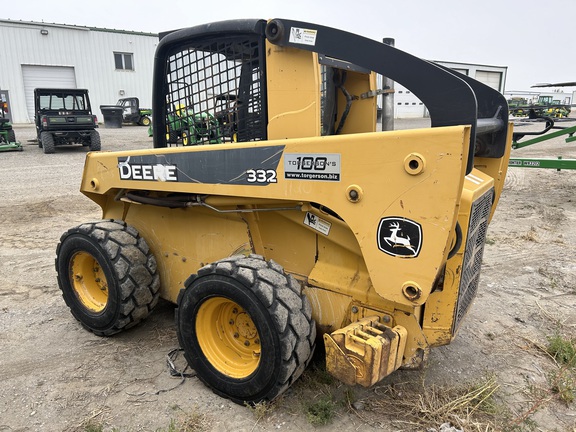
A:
[{"left": 55, "top": 19, "right": 512, "bottom": 404}]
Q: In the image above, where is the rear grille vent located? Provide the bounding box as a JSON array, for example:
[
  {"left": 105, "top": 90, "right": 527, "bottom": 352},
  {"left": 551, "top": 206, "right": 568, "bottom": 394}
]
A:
[{"left": 453, "top": 188, "right": 494, "bottom": 330}]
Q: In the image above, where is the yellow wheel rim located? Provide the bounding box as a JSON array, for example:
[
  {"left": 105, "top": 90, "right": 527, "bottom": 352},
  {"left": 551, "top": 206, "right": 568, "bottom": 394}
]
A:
[
  {"left": 196, "top": 297, "right": 261, "bottom": 378},
  {"left": 182, "top": 131, "right": 189, "bottom": 146},
  {"left": 69, "top": 251, "right": 108, "bottom": 313}
]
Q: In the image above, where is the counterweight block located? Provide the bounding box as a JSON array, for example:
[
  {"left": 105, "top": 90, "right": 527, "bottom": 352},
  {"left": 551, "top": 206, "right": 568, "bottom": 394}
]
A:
[{"left": 324, "top": 316, "right": 407, "bottom": 387}]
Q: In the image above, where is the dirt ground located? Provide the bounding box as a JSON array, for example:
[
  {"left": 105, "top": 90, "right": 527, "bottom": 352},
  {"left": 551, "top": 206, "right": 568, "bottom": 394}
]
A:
[{"left": 1, "top": 119, "right": 575, "bottom": 432}]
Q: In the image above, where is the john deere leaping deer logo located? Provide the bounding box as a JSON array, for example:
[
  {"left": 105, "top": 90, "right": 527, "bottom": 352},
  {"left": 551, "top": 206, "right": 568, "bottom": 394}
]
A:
[{"left": 377, "top": 217, "right": 422, "bottom": 258}]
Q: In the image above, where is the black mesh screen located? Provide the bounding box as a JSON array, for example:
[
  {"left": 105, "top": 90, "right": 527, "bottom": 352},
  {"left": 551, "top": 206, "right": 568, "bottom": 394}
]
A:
[
  {"left": 163, "top": 36, "right": 266, "bottom": 146},
  {"left": 453, "top": 188, "right": 494, "bottom": 331},
  {"left": 320, "top": 65, "right": 337, "bottom": 136}
]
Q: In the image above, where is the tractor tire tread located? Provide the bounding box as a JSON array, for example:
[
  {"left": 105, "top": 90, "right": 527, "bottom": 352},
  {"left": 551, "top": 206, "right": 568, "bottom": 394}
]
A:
[
  {"left": 56, "top": 219, "right": 160, "bottom": 336},
  {"left": 41, "top": 132, "right": 55, "bottom": 154},
  {"left": 89, "top": 130, "right": 101, "bottom": 151},
  {"left": 177, "top": 254, "right": 315, "bottom": 402}
]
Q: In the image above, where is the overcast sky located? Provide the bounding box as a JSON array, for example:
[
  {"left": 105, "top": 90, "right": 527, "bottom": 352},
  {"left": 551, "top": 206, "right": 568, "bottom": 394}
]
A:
[{"left": 3, "top": 0, "right": 575, "bottom": 91}]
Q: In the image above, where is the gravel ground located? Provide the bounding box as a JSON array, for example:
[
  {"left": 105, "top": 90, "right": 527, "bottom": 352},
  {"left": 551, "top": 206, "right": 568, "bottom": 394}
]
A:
[{"left": 0, "top": 119, "right": 575, "bottom": 431}]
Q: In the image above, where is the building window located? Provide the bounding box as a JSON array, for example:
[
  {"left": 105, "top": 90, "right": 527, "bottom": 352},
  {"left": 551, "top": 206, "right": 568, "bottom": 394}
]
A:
[
  {"left": 114, "top": 52, "right": 134, "bottom": 71},
  {"left": 453, "top": 68, "right": 469, "bottom": 76}
]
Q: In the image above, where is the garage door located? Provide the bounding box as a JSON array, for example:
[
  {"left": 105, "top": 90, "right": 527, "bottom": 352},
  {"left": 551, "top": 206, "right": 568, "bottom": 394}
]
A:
[
  {"left": 22, "top": 65, "right": 77, "bottom": 121},
  {"left": 475, "top": 71, "right": 502, "bottom": 91}
]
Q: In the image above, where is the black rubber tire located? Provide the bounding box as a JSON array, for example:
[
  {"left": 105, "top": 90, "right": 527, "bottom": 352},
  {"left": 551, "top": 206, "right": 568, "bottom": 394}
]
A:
[
  {"left": 41, "top": 131, "right": 55, "bottom": 154},
  {"left": 89, "top": 130, "right": 101, "bottom": 151},
  {"left": 167, "top": 129, "right": 179, "bottom": 144},
  {"left": 181, "top": 130, "right": 190, "bottom": 146},
  {"left": 176, "top": 254, "right": 316, "bottom": 404},
  {"left": 7, "top": 129, "right": 16, "bottom": 143},
  {"left": 55, "top": 220, "right": 160, "bottom": 336},
  {"left": 140, "top": 116, "right": 151, "bottom": 126}
]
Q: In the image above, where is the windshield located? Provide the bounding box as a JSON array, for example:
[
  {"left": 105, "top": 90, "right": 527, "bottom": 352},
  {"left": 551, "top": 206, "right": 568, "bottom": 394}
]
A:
[{"left": 39, "top": 93, "right": 87, "bottom": 110}]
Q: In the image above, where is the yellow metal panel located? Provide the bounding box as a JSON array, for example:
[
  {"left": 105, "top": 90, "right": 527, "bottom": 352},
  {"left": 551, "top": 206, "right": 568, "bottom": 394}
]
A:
[
  {"left": 245, "top": 210, "right": 317, "bottom": 278},
  {"left": 422, "top": 168, "right": 495, "bottom": 346},
  {"left": 100, "top": 203, "right": 251, "bottom": 303},
  {"left": 304, "top": 287, "right": 352, "bottom": 334},
  {"left": 392, "top": 308, "right": 429, "bottom": 369},
  {"left": 473, "top": 122, "right": 513, "bottom": 222},
  {"left": 266, "top": 42, "right": 321, "bottom": 139},
  {"left": 81, "top": 125, "right": 469, "bottom": 308},
  {"left": 335, "top": 70, "right": 377, "bottom": 135},
  {"left": 308, "top": 236, "right": 384, "bottom": 307}
]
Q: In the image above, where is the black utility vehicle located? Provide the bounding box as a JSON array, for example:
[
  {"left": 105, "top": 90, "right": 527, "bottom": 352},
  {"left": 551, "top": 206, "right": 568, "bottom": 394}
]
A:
[
  {"left": 35, "top": 88, "right": 100, "bottom": 154},
  {"left": 117, "top": 97, "right": 152, "bottom": 126}
]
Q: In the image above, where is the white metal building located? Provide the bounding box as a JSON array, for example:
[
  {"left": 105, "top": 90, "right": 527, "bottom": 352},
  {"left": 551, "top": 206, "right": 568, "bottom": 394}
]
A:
[
  {"left": 0, "top": 19, "right": 158, "bottom": 123},
  {"left": 1, "top": 19, "right": 509, "bottom": 123},
  {"left": 392, "top": 60, "right": 508, "bottom": 118}
]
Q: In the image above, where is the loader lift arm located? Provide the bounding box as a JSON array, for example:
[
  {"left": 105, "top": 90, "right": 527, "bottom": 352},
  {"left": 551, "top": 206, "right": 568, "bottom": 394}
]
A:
[
  {"left": 152, "top": 19, "right": 508, "bottom": 173},
  {"left": 264, "top": 19, "right": 508, "bottom": 173}
]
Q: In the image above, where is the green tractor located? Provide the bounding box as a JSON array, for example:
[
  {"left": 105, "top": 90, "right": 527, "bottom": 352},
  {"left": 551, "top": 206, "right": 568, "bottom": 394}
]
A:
[
  {"left": 0, "top": 102, "right": 22, "bottom": 152},
  {"left": 148, "top": 98, "right": 223, "bottom": 146},
  {"left": 148, "top": 78, "right": 225, "bottom": 145},
  {"left": 167, "top": 106, "right": 222, "bottom": 145}
]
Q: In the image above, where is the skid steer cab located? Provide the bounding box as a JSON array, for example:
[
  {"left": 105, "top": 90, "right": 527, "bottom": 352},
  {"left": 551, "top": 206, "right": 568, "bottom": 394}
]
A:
[{"left": 55, "top": 19, "right": 512, "bottom": 404}]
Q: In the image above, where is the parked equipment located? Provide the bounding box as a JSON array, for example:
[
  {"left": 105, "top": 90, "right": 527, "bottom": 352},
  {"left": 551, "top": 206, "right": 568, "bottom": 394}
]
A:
[
  {"left": 0, "top": 102, "right": 22, "bottom": 152},
  {"left": 508, "top": 95, "right": 571, "bottom": 119},
  {"left": 35, "top": 88, "right": 100, "bottom": 154},
  {"left": 155, "top": 80, "right": 223, "bottom": 145},
  {"left": 165, "top": 101, "right": 221, "bottom": 145},
  {"left": 509, "top": 116, "right": 576, "bottom": 170},
  {"left": 117, "top": 97, "right": 152, "bottom": 126},
  {"left": 55, "top": 19, "right": 512, "bottom": 404}
]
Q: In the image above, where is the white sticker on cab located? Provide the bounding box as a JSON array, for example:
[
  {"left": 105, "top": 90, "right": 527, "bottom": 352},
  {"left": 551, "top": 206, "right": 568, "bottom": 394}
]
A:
[
  {"left": 289, "top": 27, "right": 318, "bottom": 46},
  {"left": 303, "top": 212, "right": 331, "bottom": 235}
]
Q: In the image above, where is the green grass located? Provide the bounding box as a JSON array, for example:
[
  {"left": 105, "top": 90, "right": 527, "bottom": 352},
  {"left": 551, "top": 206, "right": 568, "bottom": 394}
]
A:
[
  {"left": 546, "top": 334, "right": 576, "bottom": 367},
  {"left": 245, "top": 400, "right": 276, "bottom": 421},
  {"left": 305, "top": 396, "right": 336, "bottom": 426},
  {"left": 546, "top": 334, "right": 576, "bottom": 405}
]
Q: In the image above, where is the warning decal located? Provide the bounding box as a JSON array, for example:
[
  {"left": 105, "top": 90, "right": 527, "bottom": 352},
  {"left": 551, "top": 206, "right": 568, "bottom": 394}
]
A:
[
  {"left": 303, "top": 212, "right": 332, "bottom": 235},
  {"left": 289, "top": 27, "right": 318, "bottom": 46}
]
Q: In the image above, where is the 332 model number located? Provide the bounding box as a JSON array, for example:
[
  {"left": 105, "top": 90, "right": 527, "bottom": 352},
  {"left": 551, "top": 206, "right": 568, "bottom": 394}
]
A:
[{"left": 246, "top": 169, "right": 277, "bottom": 183}]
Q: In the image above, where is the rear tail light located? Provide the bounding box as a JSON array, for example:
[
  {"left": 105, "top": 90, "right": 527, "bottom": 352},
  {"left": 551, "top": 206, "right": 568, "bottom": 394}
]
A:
[{"left": 41, "top": 116, "right": 48, "bottom": 128}]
